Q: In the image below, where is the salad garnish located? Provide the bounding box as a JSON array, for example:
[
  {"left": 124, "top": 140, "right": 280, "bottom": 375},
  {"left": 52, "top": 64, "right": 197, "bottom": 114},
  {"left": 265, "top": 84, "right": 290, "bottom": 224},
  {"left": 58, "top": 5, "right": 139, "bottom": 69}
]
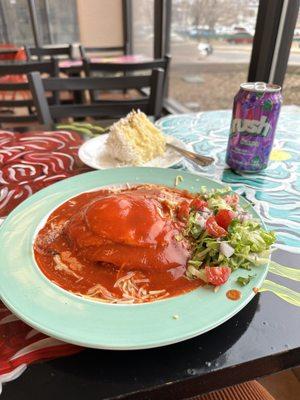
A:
[
  {"left": 237, "top": 274, "right": 256, "bottom": 287},
  {"left": 181, "top": 186, "right": 276, "bottom": 287}
]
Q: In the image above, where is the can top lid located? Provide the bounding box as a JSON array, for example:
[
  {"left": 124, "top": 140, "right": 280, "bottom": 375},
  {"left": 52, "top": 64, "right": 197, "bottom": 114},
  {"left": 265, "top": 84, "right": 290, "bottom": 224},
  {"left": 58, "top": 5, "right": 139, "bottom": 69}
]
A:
[{"left": 240, "top": 82, "right": 281, "bottom": 92}]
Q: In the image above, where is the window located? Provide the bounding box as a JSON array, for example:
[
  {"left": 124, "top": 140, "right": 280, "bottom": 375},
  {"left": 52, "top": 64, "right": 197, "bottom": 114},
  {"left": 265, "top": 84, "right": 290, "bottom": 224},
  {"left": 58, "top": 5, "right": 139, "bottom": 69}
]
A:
[
  {"left": 0, "top": 0, "right": 79, "bottom": 46},
  {"left": 282, "top": 9, "right": 300, "bottom": 105},
  {"left": 0, "top": 0, "right": 33, "bottom": 45},
  {"left": 35, "top": 0, "right": 79, "bottom": 45},
  {"left": 132, "top": 0, "right": 154, "bottom": 58},
  {"left": 168, "top": 0, "right": 259, "bottom": 111}
]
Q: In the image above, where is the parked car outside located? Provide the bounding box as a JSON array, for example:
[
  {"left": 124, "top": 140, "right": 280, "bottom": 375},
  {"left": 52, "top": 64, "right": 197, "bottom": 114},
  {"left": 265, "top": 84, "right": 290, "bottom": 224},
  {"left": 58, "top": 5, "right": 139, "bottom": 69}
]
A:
[{"left": 227, "top": 32, "right": 253, "bottom": 44}]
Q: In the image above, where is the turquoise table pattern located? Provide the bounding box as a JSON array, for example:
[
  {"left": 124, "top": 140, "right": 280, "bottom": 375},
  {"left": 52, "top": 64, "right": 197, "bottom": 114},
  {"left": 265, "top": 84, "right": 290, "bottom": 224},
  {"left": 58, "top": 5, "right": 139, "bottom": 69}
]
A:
[{"left": 157, "top": 106, "right": 300, "bottom": 265}]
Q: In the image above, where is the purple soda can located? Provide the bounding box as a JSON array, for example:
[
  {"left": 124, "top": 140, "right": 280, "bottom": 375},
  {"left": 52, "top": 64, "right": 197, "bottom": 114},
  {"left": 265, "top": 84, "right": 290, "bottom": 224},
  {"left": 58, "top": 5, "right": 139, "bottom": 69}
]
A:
[{"left": 226, "top": 82, "right": 282, "bottom": 172}]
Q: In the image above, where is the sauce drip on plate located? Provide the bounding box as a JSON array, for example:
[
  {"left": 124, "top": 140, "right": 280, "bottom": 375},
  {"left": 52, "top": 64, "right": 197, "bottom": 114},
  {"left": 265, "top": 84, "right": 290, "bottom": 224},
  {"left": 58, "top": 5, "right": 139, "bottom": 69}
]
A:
[{"left": 226, "top": 289, "right": 241, "bottom": 301}]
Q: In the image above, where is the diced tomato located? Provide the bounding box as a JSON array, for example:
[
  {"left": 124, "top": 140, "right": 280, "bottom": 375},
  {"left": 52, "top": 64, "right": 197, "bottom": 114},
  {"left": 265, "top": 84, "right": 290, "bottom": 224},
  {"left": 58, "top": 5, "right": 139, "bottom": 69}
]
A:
[
  {"left": 224, "top": 193, "right": 239, "bottom": 208},
  {"left": 205, "top": 266, "right": 231, "bottom": 286},
  {"left": 205, "top": 216, "right": 227, "bottom": 237},
  {"left": 177, "top": 201, "right": 190, "bottom": 221},
  {"left": 215, "top": 209, "right": 236, "bottom": 230},
  {"left": 190, "top": 198, "right": 208, "bottom": 211}
]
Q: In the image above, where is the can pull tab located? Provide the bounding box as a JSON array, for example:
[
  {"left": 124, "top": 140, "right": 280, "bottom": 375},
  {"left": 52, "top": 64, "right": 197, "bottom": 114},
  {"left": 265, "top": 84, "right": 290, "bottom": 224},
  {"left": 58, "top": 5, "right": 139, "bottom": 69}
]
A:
[{"left": 254, "top": 82, "right": 267, "bottom": 91}]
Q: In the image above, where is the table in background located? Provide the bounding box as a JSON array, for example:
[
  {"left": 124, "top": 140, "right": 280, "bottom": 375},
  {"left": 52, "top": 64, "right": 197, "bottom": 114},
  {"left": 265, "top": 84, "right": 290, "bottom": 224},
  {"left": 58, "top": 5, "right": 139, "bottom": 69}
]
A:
[
  {"left": 59, "top": 54, "right": 147, "bottom": 74},
  {"left": 2, "top": 106, "right": 300, "bottom": 400}
]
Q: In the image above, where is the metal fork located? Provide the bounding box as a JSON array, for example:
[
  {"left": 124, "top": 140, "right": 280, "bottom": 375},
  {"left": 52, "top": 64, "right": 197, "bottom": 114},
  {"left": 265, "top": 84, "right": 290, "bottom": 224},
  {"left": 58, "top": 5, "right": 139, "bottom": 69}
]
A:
[{"left": 166, "top": 142, "right": 214, "bottom": 167}]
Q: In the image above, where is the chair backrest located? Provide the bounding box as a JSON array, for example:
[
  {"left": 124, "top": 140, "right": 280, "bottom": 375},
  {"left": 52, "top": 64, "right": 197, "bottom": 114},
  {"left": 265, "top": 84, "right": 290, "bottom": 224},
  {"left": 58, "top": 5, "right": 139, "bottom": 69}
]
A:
[
  {"left": 79, "top": 45, "right": 125, "bottom": 59},
  {"left": 83, "top": 55, "right": 171, "bottom": 102},
  {"left": 25, "top": 45, "right": 73, "bottom": 60},
  {"left": 0, "top": 60, "right": 58, "bottom": 125},
  {"left": 28, "top": 69, "right": 165, "bottom": 129}
]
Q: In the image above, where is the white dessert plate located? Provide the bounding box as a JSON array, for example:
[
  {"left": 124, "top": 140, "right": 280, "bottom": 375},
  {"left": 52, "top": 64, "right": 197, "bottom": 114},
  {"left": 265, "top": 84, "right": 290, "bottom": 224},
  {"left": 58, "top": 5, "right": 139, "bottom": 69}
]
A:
[{"left": 78, "top": 134, "right": 185, "bottom": 169}]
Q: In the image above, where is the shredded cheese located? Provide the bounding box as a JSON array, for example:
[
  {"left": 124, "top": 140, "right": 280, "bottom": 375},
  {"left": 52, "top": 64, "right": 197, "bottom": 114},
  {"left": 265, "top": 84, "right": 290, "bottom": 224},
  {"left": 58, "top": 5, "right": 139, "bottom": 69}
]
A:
[{"left": 174, "top": 175, "right": 184, "bottom": 187}]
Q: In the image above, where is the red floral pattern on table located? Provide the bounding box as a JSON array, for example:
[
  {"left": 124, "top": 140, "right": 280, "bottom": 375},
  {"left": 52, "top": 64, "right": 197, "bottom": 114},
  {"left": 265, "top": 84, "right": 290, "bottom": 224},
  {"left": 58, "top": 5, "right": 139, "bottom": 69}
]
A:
[
  {"left": 0, "top": 130, "right": 90, "bottom": 218},
  {"left": 0, "top": 302, "right": 82, "bottom": 376},
  {"left": 0, "top": 130, "right": 89, "bottom": 386}
]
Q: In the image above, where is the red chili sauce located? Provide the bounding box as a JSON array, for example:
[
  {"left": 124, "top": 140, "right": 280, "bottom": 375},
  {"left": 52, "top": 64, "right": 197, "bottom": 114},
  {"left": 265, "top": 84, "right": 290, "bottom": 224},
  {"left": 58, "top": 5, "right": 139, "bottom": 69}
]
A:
[{"left": 34, "top": 184, "right": 204, "bottom": 303}]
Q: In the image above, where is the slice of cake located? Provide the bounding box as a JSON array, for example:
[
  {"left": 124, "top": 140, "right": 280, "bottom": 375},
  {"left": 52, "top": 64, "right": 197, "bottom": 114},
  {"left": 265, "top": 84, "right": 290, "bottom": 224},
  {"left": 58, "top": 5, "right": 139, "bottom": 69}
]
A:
[{"left": 106, "top": 110, "right": 166, "bottom": 165}]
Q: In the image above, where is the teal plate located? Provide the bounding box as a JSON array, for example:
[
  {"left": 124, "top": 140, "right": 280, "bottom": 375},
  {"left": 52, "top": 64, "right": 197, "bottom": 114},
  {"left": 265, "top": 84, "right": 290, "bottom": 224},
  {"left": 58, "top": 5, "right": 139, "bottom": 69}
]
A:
[{"left": 0, "top": 167, "right": 268, "bottom": 350}]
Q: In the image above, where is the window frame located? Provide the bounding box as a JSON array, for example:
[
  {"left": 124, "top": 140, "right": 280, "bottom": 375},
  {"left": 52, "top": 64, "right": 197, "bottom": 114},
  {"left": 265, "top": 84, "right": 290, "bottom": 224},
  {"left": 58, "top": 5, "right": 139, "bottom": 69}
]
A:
[{"left": 248, "top": 0, "right": 300, "bottom": 86}]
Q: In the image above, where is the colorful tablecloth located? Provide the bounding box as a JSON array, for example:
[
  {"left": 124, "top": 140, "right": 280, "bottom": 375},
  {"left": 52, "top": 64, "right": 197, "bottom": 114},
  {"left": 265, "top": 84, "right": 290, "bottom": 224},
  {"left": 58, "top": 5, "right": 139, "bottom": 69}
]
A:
[
  {"left": 0, "top": 130, "right": 91, "bottom": 218},
  {"left": 0, "top": 106, "right": 299, "bottom": 391},
  {"left": 0, "top": 130, "right": 91, "bottom": 392},
  {"left": 156, "top": 106, "right": 300, "bottom": 257}
]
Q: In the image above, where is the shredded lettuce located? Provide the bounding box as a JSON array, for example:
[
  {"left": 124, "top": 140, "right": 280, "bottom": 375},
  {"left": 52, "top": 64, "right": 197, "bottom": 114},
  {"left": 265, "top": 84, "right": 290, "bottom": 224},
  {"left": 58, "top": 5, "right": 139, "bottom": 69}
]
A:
[
  {"left": 185, "top": 212, "right": 204, "bottom": 239},
  {"left": 228, "top": 220, "right": 276, "bottom": 254},
  {"left": 207, "top": 197, "right": 232, "bottom": 212},
  {"left": 237, "top": 274, "right": 256, "bottom": 286},
  {"left": 199, "top": 185, "right": 232, "bottom": 200},
  {"left": 184, "top": 187, "right": 276, "bottom": 281}
]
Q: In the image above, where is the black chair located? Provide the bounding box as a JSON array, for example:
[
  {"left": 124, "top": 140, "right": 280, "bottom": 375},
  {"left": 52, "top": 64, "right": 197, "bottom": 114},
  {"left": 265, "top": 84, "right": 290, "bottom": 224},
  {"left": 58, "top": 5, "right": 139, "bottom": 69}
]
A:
[
  {"left": 0, "top": 60, "right": 58, "bottom": 126},
  {"left": 83, "top": 55, "right": 171, "bottom": 102},
  {"left": 25, "top": 45, "right": 73, "bottom": 61},
  {"left": 28, "top": 68, "right": 165, "bottom": 129},
  {"left": 79, "top": 45, "right": 125, "bottom": 59}
]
